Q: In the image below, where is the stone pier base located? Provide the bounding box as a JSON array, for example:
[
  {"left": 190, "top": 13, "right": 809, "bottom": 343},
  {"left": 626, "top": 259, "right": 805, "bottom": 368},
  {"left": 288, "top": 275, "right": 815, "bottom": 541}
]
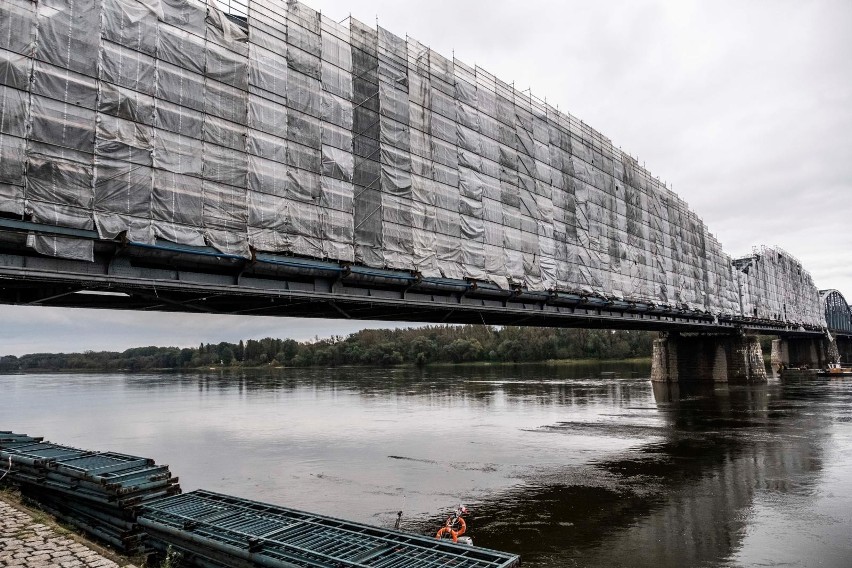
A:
[
  {"left": 770, "top": 339, "right": 785, "bottom": 373},
  {"left": 651, "top": 333, "right": 766, "bottom": 383},
  {"left": 835, "top": 336, "right": 852, "bottom": 364},
  {"left": 770, "top": 336, "right": 838, "bottom": 372}
]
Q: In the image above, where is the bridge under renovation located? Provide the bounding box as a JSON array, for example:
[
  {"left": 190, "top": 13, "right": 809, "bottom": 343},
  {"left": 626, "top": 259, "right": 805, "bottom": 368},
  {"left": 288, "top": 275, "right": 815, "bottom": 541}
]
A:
[{"left": 0, "top": 0, "right": 849, "bottom": 382}]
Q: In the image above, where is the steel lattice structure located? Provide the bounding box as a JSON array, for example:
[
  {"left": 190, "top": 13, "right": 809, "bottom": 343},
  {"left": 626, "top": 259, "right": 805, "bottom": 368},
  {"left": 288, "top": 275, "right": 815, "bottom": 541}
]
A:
[{"left": 821, "top": 290, "right": 852, "bottom": 335}]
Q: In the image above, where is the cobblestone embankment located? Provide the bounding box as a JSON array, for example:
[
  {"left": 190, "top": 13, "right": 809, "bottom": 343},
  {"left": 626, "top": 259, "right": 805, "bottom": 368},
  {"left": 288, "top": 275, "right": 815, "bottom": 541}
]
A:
[{"left": 0, "top": 497, "right": 137, "bottom": 568}]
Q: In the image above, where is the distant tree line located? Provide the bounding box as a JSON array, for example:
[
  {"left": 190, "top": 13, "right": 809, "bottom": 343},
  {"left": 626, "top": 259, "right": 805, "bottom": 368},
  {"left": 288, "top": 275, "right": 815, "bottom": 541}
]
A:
[{"left": 0, "top": 326, "right": 654, "bottom": 372}]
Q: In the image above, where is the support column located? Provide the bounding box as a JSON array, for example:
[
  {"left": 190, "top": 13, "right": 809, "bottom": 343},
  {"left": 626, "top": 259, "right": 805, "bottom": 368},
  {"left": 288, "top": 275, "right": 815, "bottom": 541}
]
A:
[
  {"left": 770, "top": 339, "right": 787, "bottom": 373},
  {"left": 651, "top": 332, "right": 767, "bottom": 383},
  {"left": 836, "top": 336, "right": 852, "bottom": 364},
  {"left": 826, "top": 337, "right": 841, "bottom": 365},
  {"left": 730, "top": 334, "right": 767, "bottom": 381},
  {"left": 774, "top": 336, "right": 834, "bottom": 369},
  {"left": 650, "top": 336, "right": 678, "bottom": 382}
]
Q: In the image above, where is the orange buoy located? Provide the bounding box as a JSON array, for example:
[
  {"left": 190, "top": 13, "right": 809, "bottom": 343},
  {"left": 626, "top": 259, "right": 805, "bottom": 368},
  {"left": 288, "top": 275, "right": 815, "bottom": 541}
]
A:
[{"left": 435, "top": 514, "right": 466, "bottom": 542}]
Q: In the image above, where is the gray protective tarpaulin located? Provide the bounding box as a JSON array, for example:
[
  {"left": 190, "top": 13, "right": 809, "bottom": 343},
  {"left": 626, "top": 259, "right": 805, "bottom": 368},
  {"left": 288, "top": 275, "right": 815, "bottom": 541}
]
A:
[{"left": 0, "top": 0, "right": 825, "bottom": 327}]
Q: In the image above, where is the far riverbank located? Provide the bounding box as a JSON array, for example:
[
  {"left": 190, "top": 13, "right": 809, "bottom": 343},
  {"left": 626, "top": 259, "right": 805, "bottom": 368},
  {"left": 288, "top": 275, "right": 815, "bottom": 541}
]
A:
[
  {"left": 0, "top": 357, "right": 652, "bottom": 375},
  {"left": 0, "top": 325, "right": 656, "bottom": 373}
]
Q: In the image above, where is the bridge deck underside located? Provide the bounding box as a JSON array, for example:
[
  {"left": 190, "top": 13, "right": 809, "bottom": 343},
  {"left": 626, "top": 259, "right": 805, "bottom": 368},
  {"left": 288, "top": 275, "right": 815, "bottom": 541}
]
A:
[
  {"left": 0, "top": 270, "right": 722, "bottom": 331},
  {"left": 0, "top": 236, "right": 826, "bottom": 336}
]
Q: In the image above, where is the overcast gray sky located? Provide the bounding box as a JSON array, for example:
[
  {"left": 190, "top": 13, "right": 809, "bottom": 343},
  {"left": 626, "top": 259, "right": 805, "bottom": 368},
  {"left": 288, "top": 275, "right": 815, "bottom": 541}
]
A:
[{"left": 1, "top": 0, "right": 850, "bottom": 356}]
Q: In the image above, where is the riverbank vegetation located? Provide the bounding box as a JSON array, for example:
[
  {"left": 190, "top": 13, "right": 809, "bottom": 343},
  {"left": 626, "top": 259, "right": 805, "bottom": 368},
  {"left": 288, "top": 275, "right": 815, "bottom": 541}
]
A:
[{"left": 0, "top": 326, "right": 655, "bottom": 372}]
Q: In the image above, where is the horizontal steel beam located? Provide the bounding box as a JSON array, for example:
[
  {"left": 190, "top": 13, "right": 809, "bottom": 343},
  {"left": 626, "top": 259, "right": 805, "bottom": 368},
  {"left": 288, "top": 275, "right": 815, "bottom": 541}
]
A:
[
  {"left": 0, "top": 253, "right": 825, "bottom": 336},
  {"left": 0, "top": 220, "right": 831, "bottom": 335}
]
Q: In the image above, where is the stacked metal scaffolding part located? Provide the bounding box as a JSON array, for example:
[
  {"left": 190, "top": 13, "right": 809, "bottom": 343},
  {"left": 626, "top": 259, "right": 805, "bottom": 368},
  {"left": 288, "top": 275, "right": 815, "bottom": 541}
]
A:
[
  {"left": 139, "top": 489, "right": 521, "bottom": 568},
  {"left": 0, "top": 433, "right": 521, "bottom": 566},
  {"left": 0, "top": 0, "right": 825, "bottom": 327},
  {"left": 0, "top": 431, "right": 181, "bottom": 555}
]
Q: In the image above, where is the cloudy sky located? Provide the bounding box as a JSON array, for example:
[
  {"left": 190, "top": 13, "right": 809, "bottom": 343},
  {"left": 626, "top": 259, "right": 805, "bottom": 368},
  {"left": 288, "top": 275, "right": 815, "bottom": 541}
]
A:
[{"left": 1, "top": 0, "right": 850, "bottom": 356}]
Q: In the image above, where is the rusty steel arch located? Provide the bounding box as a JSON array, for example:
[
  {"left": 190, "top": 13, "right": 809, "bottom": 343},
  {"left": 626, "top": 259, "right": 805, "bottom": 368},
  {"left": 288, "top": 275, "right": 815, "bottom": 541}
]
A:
[{"left": 820, "top": 290, "right": 852, "bottom": 334}]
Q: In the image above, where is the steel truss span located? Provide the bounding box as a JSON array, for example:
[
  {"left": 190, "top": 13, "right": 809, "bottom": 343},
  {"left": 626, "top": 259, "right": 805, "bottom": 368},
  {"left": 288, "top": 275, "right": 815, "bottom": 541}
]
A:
[
  {"left": 0, "top": 0, "right": 838, "bottom": 332},
  {"left": 821, "top": 290, "right": 852, "bottom": 335}
]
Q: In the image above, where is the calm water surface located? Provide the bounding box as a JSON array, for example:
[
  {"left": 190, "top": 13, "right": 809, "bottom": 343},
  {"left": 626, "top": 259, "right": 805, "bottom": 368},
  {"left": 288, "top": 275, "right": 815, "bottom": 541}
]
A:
[{"left": 2, "top": 363, "right": 851, "bottom": 567}]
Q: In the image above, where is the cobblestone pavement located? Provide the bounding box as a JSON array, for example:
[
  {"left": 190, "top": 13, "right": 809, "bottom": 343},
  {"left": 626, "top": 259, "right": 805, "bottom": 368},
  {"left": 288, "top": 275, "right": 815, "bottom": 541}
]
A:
[{"left": 0, "top": 499, "right": 131, "bottom": 568}]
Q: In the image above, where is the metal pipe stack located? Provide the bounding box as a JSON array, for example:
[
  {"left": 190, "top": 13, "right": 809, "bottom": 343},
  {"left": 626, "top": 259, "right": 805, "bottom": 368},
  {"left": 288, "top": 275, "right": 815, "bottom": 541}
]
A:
[{"left": 0, "top": 431, "right": 181, "bottom": 555}]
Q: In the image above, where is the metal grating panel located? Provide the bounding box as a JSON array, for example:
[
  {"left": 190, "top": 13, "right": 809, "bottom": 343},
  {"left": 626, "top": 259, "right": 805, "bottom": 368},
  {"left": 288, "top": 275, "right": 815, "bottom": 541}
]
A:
[
  {"left": 53, "top": 452, "right": 154, "bottom": 477},
  {"left": 0, "top": 443, "right": 87, "bottom": 465},
  {"left": 141, "top": 490, "right": 520, "bottom": 568},
  {"left": 0, "top": 432, "right": 180, "bottom": 555}
]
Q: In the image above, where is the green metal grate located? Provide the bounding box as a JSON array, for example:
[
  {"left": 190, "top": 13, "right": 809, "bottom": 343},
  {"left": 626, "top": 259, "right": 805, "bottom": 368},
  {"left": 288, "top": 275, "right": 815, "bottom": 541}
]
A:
[
  {"left": 0, "top": 431, "right": 179, "bottom": 555},
  {"left": 141, "top": 490, "right": 520, "bottom": 568}
]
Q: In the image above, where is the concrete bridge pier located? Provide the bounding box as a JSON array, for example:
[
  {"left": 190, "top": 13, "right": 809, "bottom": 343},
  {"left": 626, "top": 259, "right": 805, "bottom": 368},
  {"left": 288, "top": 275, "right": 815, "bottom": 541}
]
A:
[
  {"left": 770, "top": 336, "right": 837, "bottom": 371},
  {"left": 651, "top": 332, "right": 767, "bottom": 383},
  {"left": 835, "top": 336, "right": 852, "bottom": 364}
]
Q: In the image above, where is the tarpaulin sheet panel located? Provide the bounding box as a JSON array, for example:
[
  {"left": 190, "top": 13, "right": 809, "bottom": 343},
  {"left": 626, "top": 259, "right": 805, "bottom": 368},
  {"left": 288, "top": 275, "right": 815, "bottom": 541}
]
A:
[{"left": 0, "top": 72, "right": 28, "bottom": 212}]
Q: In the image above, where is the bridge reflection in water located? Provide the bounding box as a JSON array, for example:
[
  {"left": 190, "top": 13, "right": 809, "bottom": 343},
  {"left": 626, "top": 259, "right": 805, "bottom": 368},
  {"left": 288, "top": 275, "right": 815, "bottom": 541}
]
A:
[{"left": 464, "top": 379, "right": 840, "bottom": 568}]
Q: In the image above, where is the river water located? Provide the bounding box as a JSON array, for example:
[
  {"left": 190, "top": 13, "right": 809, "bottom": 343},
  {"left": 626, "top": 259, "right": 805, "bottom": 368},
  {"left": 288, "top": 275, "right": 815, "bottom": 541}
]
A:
[{"left": 2, "top": 363, "right": 850, "bottom": 567}]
